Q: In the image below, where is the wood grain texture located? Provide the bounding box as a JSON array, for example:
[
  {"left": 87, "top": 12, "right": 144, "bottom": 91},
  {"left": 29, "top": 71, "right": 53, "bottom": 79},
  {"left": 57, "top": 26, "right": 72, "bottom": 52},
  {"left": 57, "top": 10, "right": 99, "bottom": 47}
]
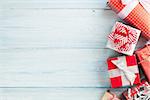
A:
[
  {"left": 0, "top": 88, "right": 127, "bottom": 100},
  {"left": 0, "top": 48, "right": 119, "bottom": 87},
  {"left": 0, "top": 0, "right": 147, "bottom": 99},
  {"left": 0, "top": 88, "right": 103, "bottom": 100},
  {"left": 0, "top": 9, "right": 118, "bottom": 49},
  {"left": 0, "top": 0, "right": 108, "bottom": 9}
]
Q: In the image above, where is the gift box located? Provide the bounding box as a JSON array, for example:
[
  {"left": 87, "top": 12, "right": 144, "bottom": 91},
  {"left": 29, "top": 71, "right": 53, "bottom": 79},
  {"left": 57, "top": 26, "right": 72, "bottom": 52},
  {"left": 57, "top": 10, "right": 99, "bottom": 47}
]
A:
[
  {"left": 106, "top": 22, "right": 141, "bottom": 56},
  {"left": 136, "top": 45, "right": 150, "bottom": 82},
  {"left": 108, "top": 0, "right": 150, "bottom": 39},
  {"left": 101, "top": 91, "right": 120, "bottom": 100},
  {"left": 123, "top": 81, "right": 150, "bottom": 100},
  {"left": 107, "top": 55, "right": 141, "bottom": 88}
]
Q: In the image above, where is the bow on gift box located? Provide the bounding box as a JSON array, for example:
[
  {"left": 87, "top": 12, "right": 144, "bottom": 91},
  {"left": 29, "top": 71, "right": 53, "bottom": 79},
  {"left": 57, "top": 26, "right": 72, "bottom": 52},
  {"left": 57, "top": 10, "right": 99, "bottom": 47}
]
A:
[
  {"left": 118, "top": 0, "right": 150, "bottom": 19},
  {"left": 111, "top": 57, "right": 136, "bottom": 85},
  {"left": 135, "top": 88, "right": 150, "bottom": 100},
  {"left": 127, "top": 82, "right": 150, "bottom": 100},
  {"left": 109, "top": 23, "right": 137, "bottom": 52}
]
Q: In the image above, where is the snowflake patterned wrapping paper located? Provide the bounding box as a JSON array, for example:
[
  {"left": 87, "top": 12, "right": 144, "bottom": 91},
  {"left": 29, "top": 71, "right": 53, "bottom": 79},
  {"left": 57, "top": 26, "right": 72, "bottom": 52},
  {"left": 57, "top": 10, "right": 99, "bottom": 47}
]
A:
[
  {"left": 106, "top": 22, "right": 141, "bottom": 55},
  {"left": 107, "top": 55, "right": 141, "bottom": 88},
  {"left": 136, "top": 45, "right": 150, "bottom": 82},
  {"left": 108, "top": 0, "right": 150, "bottom": 39},
  {"left": 123, "top": 81, "right": 150, "bottom": 100}
]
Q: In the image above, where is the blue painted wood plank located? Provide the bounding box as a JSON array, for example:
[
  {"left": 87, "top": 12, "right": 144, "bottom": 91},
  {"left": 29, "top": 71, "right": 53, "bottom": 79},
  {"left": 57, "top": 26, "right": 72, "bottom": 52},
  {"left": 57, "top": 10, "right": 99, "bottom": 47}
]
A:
[
  {"left": 0, "top": 88, "right": 126, "bottom": 100},
  {"left": 0, "top": 9, "right": 117, "bottom": 49},
  {"left": 0, "top": 0, "right": 146, "bottom": 99},
  {"left": 0, "top": 0, "right": 108, "bottom": 9}
]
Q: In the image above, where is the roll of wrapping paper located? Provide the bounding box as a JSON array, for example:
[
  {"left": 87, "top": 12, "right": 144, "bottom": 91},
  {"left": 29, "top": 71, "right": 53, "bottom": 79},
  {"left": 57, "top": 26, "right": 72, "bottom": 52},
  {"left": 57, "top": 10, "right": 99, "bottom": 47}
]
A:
[{"left": 108, "top": 0, "right": 150, "bottom": 39}]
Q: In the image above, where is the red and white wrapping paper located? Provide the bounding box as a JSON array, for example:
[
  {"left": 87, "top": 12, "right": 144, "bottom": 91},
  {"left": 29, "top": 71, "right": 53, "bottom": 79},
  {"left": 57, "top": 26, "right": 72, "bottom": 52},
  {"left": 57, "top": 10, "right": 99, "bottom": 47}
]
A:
[
  {"left": 123, "top": 81, "right": 150, "bottom": 100},
  {"left": 107, "top": 55, "right": 141, "bottom": 88},
  {"left": 106, "top": 22, "right": 141, "bottom": 55},
  {"left": 136, "top": 45, "right": 150, "bottom": 82},
  {"left": 108, "top": 0, "right": 150, "bottom": 39}
]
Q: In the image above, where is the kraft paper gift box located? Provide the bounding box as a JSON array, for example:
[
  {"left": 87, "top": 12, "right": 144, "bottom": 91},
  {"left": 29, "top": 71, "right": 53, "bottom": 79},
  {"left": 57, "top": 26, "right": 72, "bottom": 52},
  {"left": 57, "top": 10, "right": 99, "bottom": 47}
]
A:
[
  {"left": 101, "top": 91, "right": 120, "bottom": 100},
  {"left": 136, "top": 45, "right": 150, "bottom": 82},
  {"left": 123, "top": 81, "right": 150, "bottom": 100},
  {"left": 107, "top": 55, "right": 141, "bottom": 88},
  {"left": 106, "top": 22, "right": 141, "bottom": 56},
  {"left": 107, "top": 0, "right": 150, "bottom": 39}
]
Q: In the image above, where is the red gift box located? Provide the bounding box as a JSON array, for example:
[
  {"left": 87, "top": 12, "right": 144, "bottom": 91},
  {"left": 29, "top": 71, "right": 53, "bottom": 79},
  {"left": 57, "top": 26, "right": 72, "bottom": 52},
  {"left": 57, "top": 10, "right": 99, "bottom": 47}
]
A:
[
  {"left": 123, "top": 81, "right": 150, "bottom": 100},
  {"left": 108, "top": 0, "right": 150, "bottom": 39},
  {"left": 107, "top": 55, "right": 141, "bottom": 88},
  {"left": 136, "top": 45, "right": 150, "bottom": 82}
]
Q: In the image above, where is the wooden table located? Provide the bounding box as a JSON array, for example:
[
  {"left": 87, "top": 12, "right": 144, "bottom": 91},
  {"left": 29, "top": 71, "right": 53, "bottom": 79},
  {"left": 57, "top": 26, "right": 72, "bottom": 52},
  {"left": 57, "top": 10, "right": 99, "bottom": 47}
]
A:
[{"left": 0, "top": 0, "right": 146, "bottom": 99}]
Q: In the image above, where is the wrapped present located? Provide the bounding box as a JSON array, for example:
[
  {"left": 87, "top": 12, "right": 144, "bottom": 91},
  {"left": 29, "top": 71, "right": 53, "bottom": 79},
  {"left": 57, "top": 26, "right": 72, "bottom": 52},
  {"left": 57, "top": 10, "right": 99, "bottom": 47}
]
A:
[
  {"left": 107, "top": 0, "right": 150, "bottom": 39},
  {"left": 101, "top": 91, "right": 120, "bottom": 100},
  {"left": 136, "top": 45, "right": 150, "bottom": 82},
  {"left": 107, "top": 55, "right": 141, "bottom": 88},
  {"left": 123, "top": 81, "right": 150, "bottom": 100},
  {"left": 106, "top": 22, "right": 141, "bottom": 56}
]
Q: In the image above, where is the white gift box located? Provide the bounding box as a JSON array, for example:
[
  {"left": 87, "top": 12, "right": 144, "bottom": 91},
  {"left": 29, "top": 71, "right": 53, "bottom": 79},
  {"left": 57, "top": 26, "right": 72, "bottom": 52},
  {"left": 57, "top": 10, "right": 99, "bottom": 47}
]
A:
[{"left": 106, "top": 22, "right": 141, "bottom": 55}]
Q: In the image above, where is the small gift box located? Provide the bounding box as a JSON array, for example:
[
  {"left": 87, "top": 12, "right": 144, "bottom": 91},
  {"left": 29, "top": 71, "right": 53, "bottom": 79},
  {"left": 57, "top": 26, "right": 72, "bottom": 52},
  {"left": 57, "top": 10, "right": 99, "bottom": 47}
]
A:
[
  {"left": 108, "top": 0, "right": 150, "bottom": 39},
  {"left": 123, "top": 81, "right": 150, "bottom": 100},
  {"left": 136, "top": 45, "right": 150, "bottom": 82},
  {"left": 107, "top": 55, "right": 141, "bottom": 88},
  {"left": 106, "top": 22, "right": 141, "bottom": 55},
  {"left": 101, "top": 91, "right": 120, "bottom": 100}
]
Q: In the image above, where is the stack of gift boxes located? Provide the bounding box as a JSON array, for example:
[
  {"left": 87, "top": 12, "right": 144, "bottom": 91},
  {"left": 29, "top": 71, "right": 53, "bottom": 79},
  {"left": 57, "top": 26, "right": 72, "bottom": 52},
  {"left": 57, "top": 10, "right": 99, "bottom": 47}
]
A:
[{"left": 101, "top": 0, "right": 150, "bottom": 99}]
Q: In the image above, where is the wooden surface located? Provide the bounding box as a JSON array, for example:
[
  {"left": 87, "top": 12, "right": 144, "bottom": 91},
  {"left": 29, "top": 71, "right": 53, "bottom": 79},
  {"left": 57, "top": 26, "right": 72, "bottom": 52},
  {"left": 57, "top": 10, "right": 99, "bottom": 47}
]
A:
[{"left": 0, "top": 0, "right": 146, "bottom": 99}]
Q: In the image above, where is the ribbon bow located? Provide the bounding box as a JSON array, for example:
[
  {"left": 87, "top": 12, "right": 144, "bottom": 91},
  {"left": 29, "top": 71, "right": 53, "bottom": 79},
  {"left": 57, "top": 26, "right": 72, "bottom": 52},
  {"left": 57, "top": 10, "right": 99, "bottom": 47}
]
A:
[
  {"left": 108, "top": 22, "right": 137, "bottom": 52},
  {"left": 128, "top": 82, "right": 150, "bottom": 100},
  {"left": 121, "top": 0, "right": 150, "bottom": 14},
  {"left": 111, "top": 56, "right": 136, "bottom": 85}
]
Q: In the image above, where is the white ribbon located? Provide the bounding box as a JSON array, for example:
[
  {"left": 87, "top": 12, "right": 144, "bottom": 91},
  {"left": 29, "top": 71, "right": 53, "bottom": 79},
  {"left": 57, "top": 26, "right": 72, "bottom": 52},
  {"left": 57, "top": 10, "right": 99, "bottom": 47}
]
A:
[
  {"left": 118, "top": 0, "right": 150, "bottom": 19},
  {"left": 111, "top": 56, "right": 136, "bottom": 85},
  {"left": 121, "top": 0, "right": 132, "bottom": 5}
]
